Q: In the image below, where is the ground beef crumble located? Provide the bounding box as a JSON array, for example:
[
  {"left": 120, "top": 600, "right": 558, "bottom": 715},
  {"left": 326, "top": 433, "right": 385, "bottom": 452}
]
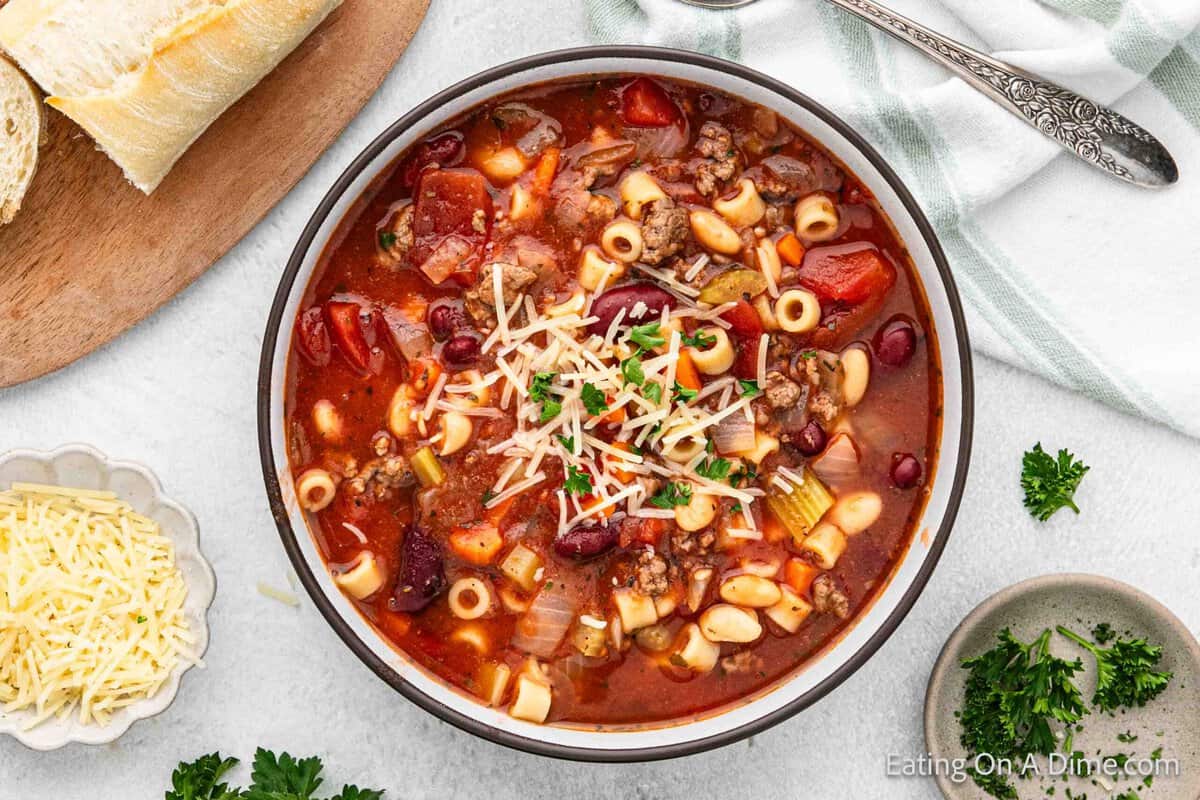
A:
[
  {"left": 639, "top": 198, "right": 690, "bottom": 265},
  {"left": 694, "top": 122, "right": 740, "bottom": 197},
  {"left": 811, "top": 573, "right": 850, "bottom": 620}
]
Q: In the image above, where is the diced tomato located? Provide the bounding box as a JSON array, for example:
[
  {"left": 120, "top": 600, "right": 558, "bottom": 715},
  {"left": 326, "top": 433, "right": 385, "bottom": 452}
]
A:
[
  {"left": 325, "top": 301, "right": 373, "bottom": 372},
  {"left": 721, "top": 299, "right": 765, "bottom": 380},
  {"left": 618, "top": 516, "right": 667, "bottom": 548},
  {"left": 449, "top": 523, "right": 504, "bottom": 566},
  {"left": 799, "top": 244, "right": 896, "bottom": 305},
  {"left": 720, "top": 299, "right": 764, "bottom": 340},
  {"left": 410, "top": 168, "right": 493, "bottom": 285},
  {"left": 397, "top": 131, "right": 464, "bottom": 192},
  {"left": 620, "top": 77, "right": 680, "bottom": 127},
  {"left": 296, "top": 306, "right": 331, "bottom": 366}
]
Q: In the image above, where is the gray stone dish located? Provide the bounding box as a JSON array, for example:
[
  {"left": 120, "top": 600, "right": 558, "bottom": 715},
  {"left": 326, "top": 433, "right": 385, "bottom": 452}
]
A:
[{"left": 925, "top": 573, "right": 1200, "bottom": 799}]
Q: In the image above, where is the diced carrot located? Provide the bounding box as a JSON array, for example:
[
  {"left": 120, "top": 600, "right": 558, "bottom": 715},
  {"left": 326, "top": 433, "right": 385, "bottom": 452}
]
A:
[
  {"left": 598, "top": 396, "right": 628, "bottom": 424},
  {"left": 407, "top": 358, "right": 443, "bottom": 398},
  {"left": 449, "top": 523, "right": 504, "bottom": 566},
  {"left": 762, "top": 513, "right": 788, "bottom": 544},
  {"left": 531, "top": 147, "right": 561, "bottom": 198},
  {"left": 675, "top": 350, "right": 702, "bottom": 391},
  {"left": 581, "top": 495, "right": 615, "bottom": 520},
  {"left": 776, "top": 232, "right": 805, "bottom": 267},
  {"left": 784, "top": 558, "right": 820, "bottom": 597},
  {"left": 482, "top": 495, "right": 517, "bottom": 527},
  {"left": 607, "top": 441, "right": 638, "bottom": 483}
]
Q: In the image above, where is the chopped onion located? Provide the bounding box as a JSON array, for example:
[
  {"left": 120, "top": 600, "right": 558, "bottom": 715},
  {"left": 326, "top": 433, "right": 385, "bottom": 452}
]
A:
[
  {"left": 713, "top": 412, "right": 756, "bottom": 455},
  {"left": 512, "top": 588, "right": 574, "bottom": 657},
  {"left": 388, "top": 318, "right": 432, "bottom": 361},
  {"left": 811, "top": 433, "right": 860, "bottom": 488}
]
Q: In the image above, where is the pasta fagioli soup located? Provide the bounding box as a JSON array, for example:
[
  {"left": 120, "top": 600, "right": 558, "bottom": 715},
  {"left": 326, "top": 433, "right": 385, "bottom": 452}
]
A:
[{"left": 284, "top": 76, "right": 941, "bottom": 726}]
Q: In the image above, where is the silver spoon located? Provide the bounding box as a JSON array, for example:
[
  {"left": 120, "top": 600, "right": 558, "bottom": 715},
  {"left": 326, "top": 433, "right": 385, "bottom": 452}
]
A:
[{"left": 678, "top": 0, "right": 1179, "bottom": 188}]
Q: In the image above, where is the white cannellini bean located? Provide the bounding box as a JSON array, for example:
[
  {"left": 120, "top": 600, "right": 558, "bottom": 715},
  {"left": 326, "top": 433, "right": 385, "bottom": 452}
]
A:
[
  {"left": 828, "top": 491, "right": 883, "bottom": 535},
  {"left": 699, "top": 604, "right": 762, "bottom": 643},
  {"left": 312, "top": 399, "right": 342, "bottom": 439},
  {"left": 718, "top": 574, "right": 783, "bottom": 608},
  {"left": 689, "top": 210, "right": 741, "bottom": 255},
  {"left": 841, "top": 346, "right": 870, "bottom": 407}
]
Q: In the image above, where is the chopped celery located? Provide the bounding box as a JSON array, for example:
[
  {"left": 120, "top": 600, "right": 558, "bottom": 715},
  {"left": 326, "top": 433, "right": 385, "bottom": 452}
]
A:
[
  {"left": 765, "top": 467, "right": 834, "bottom": 543},
  {"left": 412, "top": 446, "right": 446, "bottom": 487},
  {"left": 697, "top": 269, "right": 768, "bottom": 304}
]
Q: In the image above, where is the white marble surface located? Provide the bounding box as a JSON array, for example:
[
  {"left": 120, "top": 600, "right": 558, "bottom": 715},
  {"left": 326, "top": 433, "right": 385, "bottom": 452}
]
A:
[{"left": 2, "top": 3, "right": 1198, "bottom": 797}]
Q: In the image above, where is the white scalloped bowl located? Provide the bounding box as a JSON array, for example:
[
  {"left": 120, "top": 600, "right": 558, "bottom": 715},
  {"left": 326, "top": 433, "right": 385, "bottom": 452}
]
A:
[{"left": 0, "top": 445, "right": 215, "bottom": 751}]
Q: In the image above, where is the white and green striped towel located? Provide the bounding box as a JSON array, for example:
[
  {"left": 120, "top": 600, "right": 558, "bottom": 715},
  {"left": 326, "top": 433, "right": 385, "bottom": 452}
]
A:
[{"left": 588, "top": 0, "right": 1200, "bottom": 438}]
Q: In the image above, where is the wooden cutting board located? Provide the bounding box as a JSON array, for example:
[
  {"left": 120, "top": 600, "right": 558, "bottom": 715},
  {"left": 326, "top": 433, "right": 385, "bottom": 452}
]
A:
[{"left": 0, "top": 0, "right": 430, "bottom": 388}]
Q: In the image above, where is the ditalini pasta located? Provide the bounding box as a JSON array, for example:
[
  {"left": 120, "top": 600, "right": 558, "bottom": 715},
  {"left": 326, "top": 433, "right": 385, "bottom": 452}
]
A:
[
  {"left": 284, "top": 76, "right": 939, "bottom": 726},
  {"left": 0, "top": 484, "right": 195, "bottom": 728}
]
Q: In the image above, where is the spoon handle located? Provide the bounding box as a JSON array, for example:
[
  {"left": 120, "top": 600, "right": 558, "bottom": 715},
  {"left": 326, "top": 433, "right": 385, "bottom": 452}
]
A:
[{"left": 824, "top": 0, "right": 1179, "bottom": 188}]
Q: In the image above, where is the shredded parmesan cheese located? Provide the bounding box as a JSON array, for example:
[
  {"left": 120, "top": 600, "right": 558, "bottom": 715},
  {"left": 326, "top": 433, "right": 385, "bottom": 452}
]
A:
[{"left": 0, "top": 484, "right": 196, "bottom": 729}]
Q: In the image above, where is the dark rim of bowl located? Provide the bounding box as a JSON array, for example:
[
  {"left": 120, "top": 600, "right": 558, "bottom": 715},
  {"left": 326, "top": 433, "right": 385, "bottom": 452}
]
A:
[{"left": 257, "top": 45, "right": 975, "bottom": 763}]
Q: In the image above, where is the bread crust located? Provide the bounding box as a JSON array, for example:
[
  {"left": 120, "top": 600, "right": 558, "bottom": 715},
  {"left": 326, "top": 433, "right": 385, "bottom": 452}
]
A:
[{"left": 0, "top": 55, "right": 42, "bottom": 225}]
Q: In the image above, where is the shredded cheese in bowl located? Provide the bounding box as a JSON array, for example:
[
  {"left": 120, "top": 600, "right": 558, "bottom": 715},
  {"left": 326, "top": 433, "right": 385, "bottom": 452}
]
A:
[{"left": 0, "top": 483, "right": 197, "bottom": 729}]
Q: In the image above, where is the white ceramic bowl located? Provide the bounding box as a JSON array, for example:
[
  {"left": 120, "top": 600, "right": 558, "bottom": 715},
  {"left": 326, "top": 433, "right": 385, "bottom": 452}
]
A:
[
  {"left": 258, "top": 46, "right": 973, "bottom": 761},
  {"left": 0, "top": 444, "right": 215, "bottom": 751}
]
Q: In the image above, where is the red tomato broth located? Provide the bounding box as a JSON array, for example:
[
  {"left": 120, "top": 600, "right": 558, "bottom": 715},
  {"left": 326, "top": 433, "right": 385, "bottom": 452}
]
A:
[{"left": 284, "top": 76, "right": 942, "bottom": 726}]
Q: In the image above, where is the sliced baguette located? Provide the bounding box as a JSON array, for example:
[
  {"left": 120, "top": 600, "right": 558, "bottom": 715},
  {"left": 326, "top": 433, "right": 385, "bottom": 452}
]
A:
[
  {"left": 0, "top": 0, "right": 341, "bottom": 194},
  {"left": 0, "top": 54, "right": 41, "bottom": 225}
]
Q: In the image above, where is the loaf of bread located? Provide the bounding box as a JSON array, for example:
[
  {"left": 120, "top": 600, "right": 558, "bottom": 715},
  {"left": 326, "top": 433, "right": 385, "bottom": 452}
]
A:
[
  {"left": 0, "top": 54, "right": 41, "bottom": 224},
  {"left": 0, "top": 0, "right": 342, "bottom": 194}
]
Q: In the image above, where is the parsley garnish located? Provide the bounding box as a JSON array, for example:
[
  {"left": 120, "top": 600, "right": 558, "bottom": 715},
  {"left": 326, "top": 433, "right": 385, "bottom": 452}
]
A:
[
  {"left": 564, "top": 465, "right": 593, "bottom": 496},
  {"left": 1057, "top": 626, "right": 1173, "bottom": 711},
  {"left": 581, "top": 383, "right": 609, "bottom": 416},
  {"left": 642, "top": 382, "right": 663, "bottom": 403},
  {"left": 681, "top": 330, "right": 716, "bottom": 349},
  {"left": 959, "top": 628, "right": 1087, "bottom": 798},
  {"left": 627, "top": 322, "right": 665, "bottom": 352},
  {"left": 621, "top": 356, "right": 645, "bottom": 387},
  {"left": 649, "top": 482, "right": 692, "bottom": 509},
  {"left": 672, "top": 382, "right": 698, "bottom": 404},
  {"left": 729, "top": 465, "right": 757, "bottom": 488},
  {"left": 480, "top": 489, "right": 496, "bottom": 506},
  {"left": 136, "top": 615, "right": 147, "bottom": 624},
  {"left": 738, "top": 379, "right": 761, "bottom": 398},
  {"left": 166, "top": 749, "right": 384, "bottom": 800},
  {"left": 555, "top": 435, "right": 575, "bottom": 452},
  {"left": 695, "top": 456, "right": 732, "bottom": 481},
  {"left": 1092, "top": 622, "right": 1117, "bottom": 645},
  {"left": 529, "top": 371, "right": 561, "bottom": 422},
  {"left": 1021, "top": 443, "right": 1090, "bottom": 521},
  {"left": 377, "top": 231, "right": 397, "bottom": 250}
]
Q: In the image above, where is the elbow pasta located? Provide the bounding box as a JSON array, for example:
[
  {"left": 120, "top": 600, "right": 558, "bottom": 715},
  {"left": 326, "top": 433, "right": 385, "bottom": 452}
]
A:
[
  {"left": 713, "top": 178, "right": 766, "bottom": 228},
  {"left": 333, "top": 552, "right": 386, "bottom": 600},
  {"left": 600, "top": 219, "right": 644, "bottom": 263},
  {"left": 753, "top": 294, "right": 781, "bottom": 331},
  {"left": 774, "top": 289, "right": 821, "bottom": 333},
  {"left": 794, "top": 193, "right": 841, "bottom": 242},
  {"left": 437, "top": 410, "right": 474, "bottom": 456},
  {"left": 674, "top": 490, "right": 718, "bottom": 532},
  {"left": 754, "top": 238, "right": 782, "bottom": 296},
  {"left": 689, "top": 209, "right": 742, "bottom": 255},
  {"left": 686, "top": 327, "right": 735, "bottom": 374},
  {"left": 448, "top": 577, "right": 494, "bottom": 620},
  {"left": 296, "top": 468, "right": 336, "bottom": 513},
  {"left": 578, "top": 247, "right": 624, "bottom": 292},
  {"left": 619, "top": 170, "right": 668, "bottom": 220},
  {"left": 801, "top": 522, "right": 848, "bottom": 569}
]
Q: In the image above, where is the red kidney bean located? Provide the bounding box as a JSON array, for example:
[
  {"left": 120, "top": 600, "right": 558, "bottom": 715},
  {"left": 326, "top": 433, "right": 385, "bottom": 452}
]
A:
[
  {"left": 586, "top": 283, "right": 677, "bottom": 336},
  {"left": 874, "top": 315, "right": 918, "bottom": 367},
  {"left": 390, "top": 526, "right": 445, "bottom": 612},
  {"left": 891, "top": 453, "right": 923, "bottom": 489},
  {"left": 794, "top": 419, "right": 828, "bottom": 457},
  {"left": 427, "top": 300, "right": 468, "bottom": 341},
  {"left": 554, "top": 521, "right": 619, "bottom": 559},
  {"left": 441, "top": 334, "right": 480, "bottom": 369},
  {"left": 398, "top": 132, "right": 464, "bottom": 192}
]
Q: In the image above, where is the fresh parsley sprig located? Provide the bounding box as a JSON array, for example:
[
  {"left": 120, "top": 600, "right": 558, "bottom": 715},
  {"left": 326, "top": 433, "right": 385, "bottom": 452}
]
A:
[
  {"left": 1056, "top": 626, "right": 1173, "bottom": 712},
  {"left": 529, "top": 372, "right": 561, "bottom": 423},
  {"left": 1020, "top": 443, "right": 1089, "bottom": 521},
  {"left": 627, "top": 322, "right": 665, "bottom": 352},
  {"left": 681, "top": 330, "right": 716, "bottom": 349},
  {"left": 649, "top": 482, "right": 692, "bottom": 509},
  {"left": 564, "top": 465, "right": 593, "bottom": 496},
  {"left": 167, "top": 749, "right": 383, "bottom": 800},
  {"left": 581, "top": 383, "right": 609, "bottom": 416}
]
